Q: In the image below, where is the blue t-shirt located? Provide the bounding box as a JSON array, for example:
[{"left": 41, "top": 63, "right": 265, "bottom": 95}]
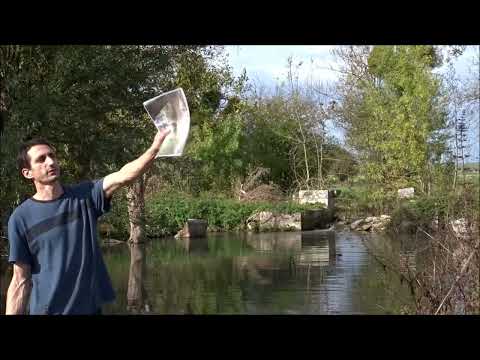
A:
[{"left": 7, "top": 178, "right": 116, "bottom": 315}]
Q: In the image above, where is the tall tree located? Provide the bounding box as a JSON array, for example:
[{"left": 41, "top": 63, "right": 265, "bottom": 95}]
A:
[
  {"left": 333, "top": 46, "right": 448, "bottom": 192},
  {"left": 1, "top": 45, "right": 237, "bottom": 244}
]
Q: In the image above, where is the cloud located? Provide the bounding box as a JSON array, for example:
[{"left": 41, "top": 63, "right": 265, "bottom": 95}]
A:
[{"left": 225, "top": 45, "right": 340, "bottom": 85}]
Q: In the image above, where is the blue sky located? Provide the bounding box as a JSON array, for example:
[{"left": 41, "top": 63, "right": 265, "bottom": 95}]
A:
[{"left": 224, "top": 45, "right": 479, "bottom": 162}]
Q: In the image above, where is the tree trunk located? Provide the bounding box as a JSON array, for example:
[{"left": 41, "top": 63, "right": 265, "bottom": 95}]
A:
[{"left": 126, "top": 175, "right": 146, "bottom": 244}]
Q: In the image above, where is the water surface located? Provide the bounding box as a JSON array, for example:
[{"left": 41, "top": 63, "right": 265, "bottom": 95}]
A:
[{"left": 0, "top": 228, "right": 418, "bottom": 315}]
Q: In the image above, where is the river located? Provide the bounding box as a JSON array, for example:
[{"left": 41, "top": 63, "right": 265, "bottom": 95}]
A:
[{"left": 0, "top": 227, "right": 421, "bottom": 314}]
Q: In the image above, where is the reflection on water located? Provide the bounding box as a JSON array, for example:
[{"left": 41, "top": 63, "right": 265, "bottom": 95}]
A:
[
  {"left": 176, "top": 236, "right": 209, "bottom": 253},
  {"left": 126, "top": 243, "right": 151, "bottom": 314},
  {"left": 0, "top": 229, "right": 416, "bottom": 315},
  {"left": 101, "top": 229, "right": 415, "bottom": 315}
]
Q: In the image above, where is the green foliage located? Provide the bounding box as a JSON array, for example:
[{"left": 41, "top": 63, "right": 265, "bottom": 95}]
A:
[
  {"left": 142, "top": 191, "right": 316, "bottom": 237},
  {"left": 101, "top": 189, "right": 317, "bottom": 239},
  {"left": 322, "top": 141, "right": 358, "bottom": 183},
  {"left": 240, "top": 100, "right": 296, "bottom": 189},
  {"left": 338, "top": 46, "right": 448, "bottom": 190},
  {"left": 1, "top": 45, "right": 241, "bottom": 225},
  {"left": 188, "top": 113, "right": 245, "bottom": 191},
  {"left": 240, "top": 90, "right": 347, "bottom": 191},
  {"left": 389, "top": 196, "right": 447, "bottom": 232},
  {"left": 1, "top": 45, "right": 180, "bottom": 214},
  {"left": 100, "top": 189, "right": 130, "bottom": 239},
  {"left": 389, "top": 182, "right": 479, "bottom": 233},
  {"left": 335, "top": 184, "right": 397, "bottom": 219}
]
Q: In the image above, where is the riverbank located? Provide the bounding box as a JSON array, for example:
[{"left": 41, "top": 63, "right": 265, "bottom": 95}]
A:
[
  {"left": 334, "top": 182, "right": 479, "bottom": 234},
  {"left": 100, "top": 191, "right": 327, "bottom": 240},
  {"left": 2, "top": 180, "right": 476, "bottom": 243},
  {"left": 100, "top": 182, "right": 479, "bottom": 241},
  {"left": 334, "top": 183, "right": 479, "bottom": 314}
]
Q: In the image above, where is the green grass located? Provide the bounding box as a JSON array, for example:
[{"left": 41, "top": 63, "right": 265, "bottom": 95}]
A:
[{"left": 464, "top": 162, "right": 480, "bottom": 171}]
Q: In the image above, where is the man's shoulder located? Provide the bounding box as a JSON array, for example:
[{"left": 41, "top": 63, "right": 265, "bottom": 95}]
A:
[
  {"left": 11, "top": 198, "right": 33, "bottom": 216},
  {"left": 68, "top": 179, "right": 102, "bottom": 196},
  {"left": 8, "top": 198, "right": 34, "bottom": 225}
]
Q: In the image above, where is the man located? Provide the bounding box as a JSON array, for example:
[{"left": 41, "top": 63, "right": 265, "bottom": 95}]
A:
[{"left": 5, "top": 129, "right": 170, "bottom": 315}]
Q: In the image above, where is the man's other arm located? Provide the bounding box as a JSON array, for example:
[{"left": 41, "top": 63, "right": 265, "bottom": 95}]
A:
[
  {"left": 103, "top": 129, "right": 170, "bottom": 199},
  {"left": 6, "top": 262, "right": 32, "bottom": 315}
]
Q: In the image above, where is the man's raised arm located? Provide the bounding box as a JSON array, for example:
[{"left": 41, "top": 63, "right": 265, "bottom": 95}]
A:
[
  {"left": 103, "top": 129, "right": 170, "bottom": 199},
  {"left": 6, "top": 262, "right": 32, "bottom": 315}
]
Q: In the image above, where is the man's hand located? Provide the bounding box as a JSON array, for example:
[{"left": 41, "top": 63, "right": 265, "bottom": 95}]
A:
[
  {"left": 150, "top": 128, "right": 171, "bottom": 154},
  {"left": 103, "top": 129, "right": 171, "bottom": 198}
]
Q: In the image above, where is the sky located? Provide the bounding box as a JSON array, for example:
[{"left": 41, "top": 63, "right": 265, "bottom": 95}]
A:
[{"left": 224, "top": 45, "right": 480, "bottom": 162}]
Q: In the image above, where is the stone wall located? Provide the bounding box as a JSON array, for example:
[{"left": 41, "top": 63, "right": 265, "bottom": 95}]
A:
[
  {"left": 301, "top": 209, "right": 334, "bottom": 230},
  {"left": 298, "top": 190, "right": 335, "bottom": 210}
]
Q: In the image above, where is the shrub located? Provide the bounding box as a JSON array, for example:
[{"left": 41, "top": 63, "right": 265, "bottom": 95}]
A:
[{"left": 145, "top": 191, "right": 317, "bottom": 237}]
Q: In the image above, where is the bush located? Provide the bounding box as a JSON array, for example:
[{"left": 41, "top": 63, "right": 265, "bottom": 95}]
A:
[
  {"left": 145, "top": 191, "right": 317, "bottom": 237},
  {"left": 388, "top": 184, "right": 479, "bottom": 233},
  {"left": 100, "top": 188, "right": 323, "bottom": 238},
  {"left": 389, "top": 197, "right": 442, "bottom": 232},
  {"left": 335, "top": 185, "right": 397, "bottom": 220},
  {"left": 99, "top": 188, "right": 130, "bottom": 239}
]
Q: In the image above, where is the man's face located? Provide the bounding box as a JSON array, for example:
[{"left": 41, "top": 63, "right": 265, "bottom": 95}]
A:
[{"left": 22, "top": 144, "right": 61, "bottom": 185}]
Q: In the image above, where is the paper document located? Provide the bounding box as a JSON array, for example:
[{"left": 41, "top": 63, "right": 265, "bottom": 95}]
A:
[{"left": 143, "top": 88, "right": 190, "bottom": 157}]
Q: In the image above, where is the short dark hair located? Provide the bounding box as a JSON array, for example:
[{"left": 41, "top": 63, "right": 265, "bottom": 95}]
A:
[{"left": 17, "top": 138, "right": 56, "bottom": 176}]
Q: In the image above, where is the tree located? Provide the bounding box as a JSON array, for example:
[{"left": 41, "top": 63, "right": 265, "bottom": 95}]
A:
[
  {"left": 1, "top": 45, "right": 239, "bottom": 244},
  {"left": 440, "top": 48, "right": 479, "bottom": 190},
  {"left": 333, "top": 46, "right": 448, "bottom": 192},
  {"left": 142, "top": 48, "right": 249, "bottom": 196}
]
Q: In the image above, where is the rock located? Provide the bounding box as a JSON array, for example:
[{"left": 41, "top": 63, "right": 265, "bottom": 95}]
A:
[
  {"left": 450, "top": 218, "right": 469, "bottom": 238},
  {"left": 371, "top": 222, "right": 386, "bottom": 231},
  {"left": 276, "top": 213, "right": 302, "bottom": 231},
  {"left": 247, "top": 211, "right": 275, "bottom": 232},
  {"left": 361, "top": 223, "right": 372, "bottom": 231},
  {"left": 350, "top": 219, "right": 364, "bottom": 230},
  {"left": 247, "top": 211, "right": 302, "bottom": 232},
  {"left": 373, "top": 215, "right": 391, "bottom": 227},
  {"left": 175, "top": 219, "right": 208, "bottom": 238},
  {"left": 174, "top": 228, "right": 187, "bottom": 239},
  {"left": 349, "top": 215, "right": 391, "bottom": 232},
  {"left": 398, "top": 187, "right": 415, "bottom": 199}
]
